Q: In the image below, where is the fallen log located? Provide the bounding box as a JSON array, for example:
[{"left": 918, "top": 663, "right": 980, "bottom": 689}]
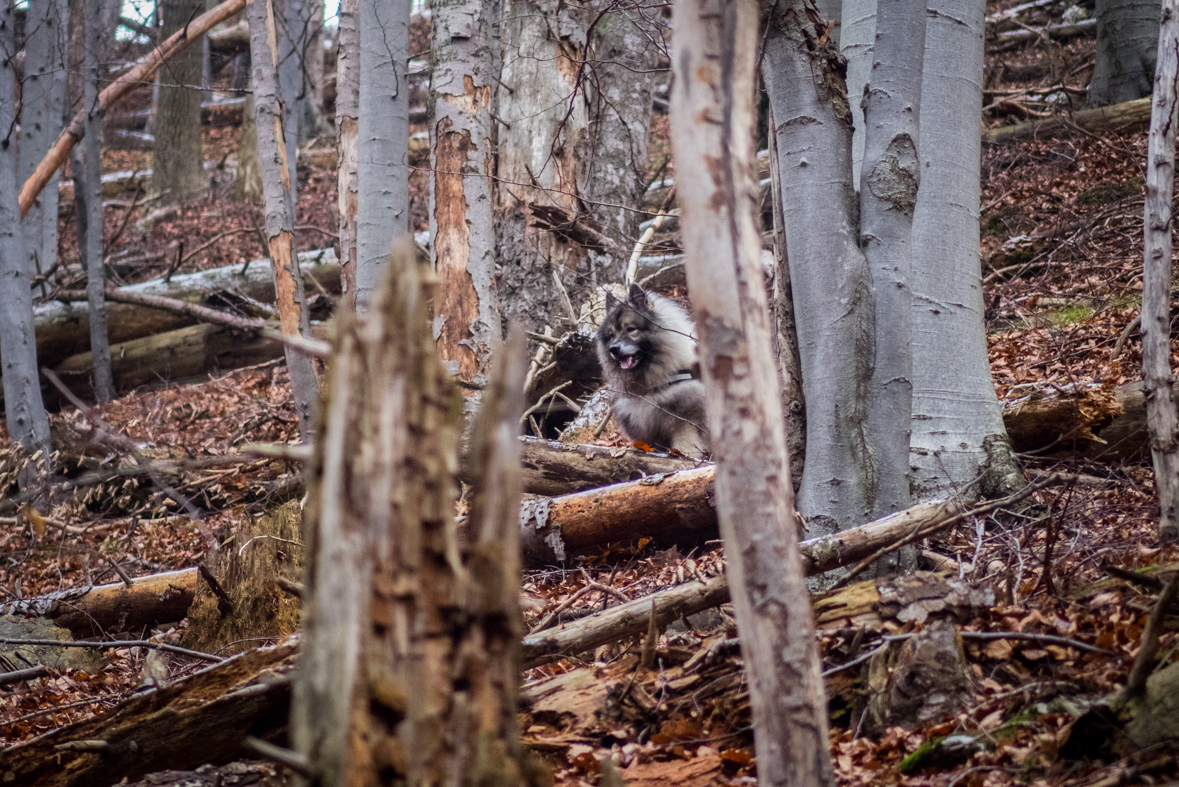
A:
[
  {"left": 1002, "top": 377, "right": 1178, "bottom": 461},
  {"left": 1063, "top": 659, "right": 1179, "bottom": 760},
  {"left": 0, "top": 568, "right": 197, "bottom": 638},
  {"left": 0, "top": 639, "right": 296, "bottom": 787},
  {"left": 521, "top": 499, "right": 952, "bottom": 664},
  {"left": 509, "top": 436, "right": 699, "bottom": 497},
  {"left": 983, "top": 96, "right": 1152, "bottom": 145},
  {"left": 33, "top": 249, "right": 339, "bottom": 370},
  {"left": 993, "top": 18, "right": 1094, "bottom": 47}
]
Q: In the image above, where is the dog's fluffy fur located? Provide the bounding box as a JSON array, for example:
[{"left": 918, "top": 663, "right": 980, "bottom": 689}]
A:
[{"left": 596, "top": 285, "right": 709, "bottom": 457}]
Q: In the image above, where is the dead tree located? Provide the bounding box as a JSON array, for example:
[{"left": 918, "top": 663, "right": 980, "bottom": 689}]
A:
[
  {"left": 335, "top": 0, "right": 359, "bottom": 306},
  {"left": 246, "top": 0, "right": 320, "bottom": 440},
  {"left": 1141, "top": 5, "right": 1179, "bottom": 541},
  {"left": 670, "top": 1, "right": 834, "bottom": 786},
  {"left": 293, "top": 240, "right": 532, "bottom": 783}
]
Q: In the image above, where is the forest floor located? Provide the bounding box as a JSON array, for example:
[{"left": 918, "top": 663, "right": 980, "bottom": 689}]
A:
[{"left": 3, "top": 4, "right": 1179, "bottom": 787}]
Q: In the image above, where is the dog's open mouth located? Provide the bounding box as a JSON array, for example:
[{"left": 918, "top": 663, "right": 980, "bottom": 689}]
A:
[{"left": 618, "top": 354, "right": 640, "bottom": 370}]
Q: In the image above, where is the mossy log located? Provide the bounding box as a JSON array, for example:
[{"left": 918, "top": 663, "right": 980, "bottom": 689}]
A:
[{"left": 1063, "top": 660, "right": 1179, "bottom": 759}]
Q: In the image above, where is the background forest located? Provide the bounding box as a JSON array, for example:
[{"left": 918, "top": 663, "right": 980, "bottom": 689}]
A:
[{"left": 1, "top": 0, "right": 1179, "bottom": 785}]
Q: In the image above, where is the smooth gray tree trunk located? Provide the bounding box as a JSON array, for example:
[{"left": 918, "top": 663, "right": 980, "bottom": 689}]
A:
[
  {"left": 336, "top": 0, "right": 359, "bottom": 305},
  {"left": 20, "top": 0, "right": 67, "bottom": 289},
  {"left": 577, "top": 5, "right": 660, "bottom": 287},
  {"left": 910, "top": 0, "right": 1012, "bottom": 496},
  {"left": 817, "top": 0, "right": 844, "bottom": 45},
  {"left": 1140, "top": 0, "right": 1179, "bottom": 541},
  {"left": 495, "top": 0, "right": 590, "bottom": 335},
  {"left": 671, "top": 2, "right": 834, "bottom": 785},
  {"left": 429, "top": 0, "right": 502, "bottom": 399},
  {"left": 153, "top": 0, "right": 208, "bottom": 202},
  {"left": 1091, "top": 0, "right": 1161, "bottom": 106},
  {"left": 278, "top": 0, "right": 302, "bottom": 203},
  {"left": 763, "top": 0, "right": 875, "bottom": 537},
  {"left": 248, "top": 0, "right": 321, "bottom": 440},
  {"left": 355, "top": 0, "right": 411, "bottom": 309},
  {"left": 299, "top": 0, "right": 328, "bottom": 141},
  {"left": 859, "top": 0, "right": 924, "bottom": 529},
  {"left": 1, "top": 0, "right": 52, "bottom": 483},
  {"left": 842, "top": 0, "right": 874, "bottom": 185},
  {"left": 83, "top": 0, "right": 114, "bottom": 404}
]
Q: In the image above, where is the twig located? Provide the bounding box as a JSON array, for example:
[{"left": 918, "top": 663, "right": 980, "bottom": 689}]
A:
[
  {"left": 0, "top": 637, "right": 223, "bottom": 662},
  {"left": 1111, "top": 314, "right": 1141, "bottom": 359},
  {"left": 0, "top": 695, "right": 124, "bottom": 727},
  {"left": 959, "top": 630, "right": 1116, "bottom": 657},
  {"left": 1123, "top": 570, "right": 1179, "bottom": 696},
  {"left": 521, "top": 381, "right": 573, "bottom": 424},
  {"left": 53, "top": 287, "right": 265, "bottom": 332},
  {"left": 0, "top": 665, "right": 50, "bottom": 686},
  {"left": 241, "top": 736, "right": 315, "bottom": 778},
  {"left": 109, "top": 559, "right": 134, "bottom": 589},
  {"left": 105, "top": 177, "right": 144, "bottom": 248},
  {"left": 198, "top": 564, "right": 235, "bottom": 615}
]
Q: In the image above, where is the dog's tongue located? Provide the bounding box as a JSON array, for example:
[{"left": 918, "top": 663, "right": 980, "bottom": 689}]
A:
[{"left": 620, "top": 356, "right": 636, "bottom": 370}]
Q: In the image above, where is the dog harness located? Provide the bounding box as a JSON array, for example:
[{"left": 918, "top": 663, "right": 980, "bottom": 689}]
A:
[{"left": 650, "top": 369, "right": 696, "bottom": 392}]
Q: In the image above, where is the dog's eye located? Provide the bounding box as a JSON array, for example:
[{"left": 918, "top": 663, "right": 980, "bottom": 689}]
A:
[{"left": 628, "top": 327, "right": 639, "bottom": 335}]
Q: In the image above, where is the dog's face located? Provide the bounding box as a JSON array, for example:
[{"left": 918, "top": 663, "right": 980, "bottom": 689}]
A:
[{"left": 599, "top": 284, "right": 657, "bottom": 373}]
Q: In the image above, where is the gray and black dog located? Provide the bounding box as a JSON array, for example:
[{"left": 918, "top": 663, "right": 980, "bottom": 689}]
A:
[{"left": 596, "top": 284, "right": 710, "bottom": 457}]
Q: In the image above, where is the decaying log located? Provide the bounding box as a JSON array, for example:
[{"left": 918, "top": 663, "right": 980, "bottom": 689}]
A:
[
  {"left": 813, "top": 570, "right": 995, "bottom": 632},
  {"left": 0, "top": 639, "right": 296, "bottom": 787},
  {"left": 0, "top": 568, "right": 197, "bottom": 638},
  {"left": 521, "top": 500, "right": 955, "bottom": 664},
  {"left": 983, "top": 96, "right": 1152, "bottom": 146},
  {"left": 508, "top": 436, "right": 699, "bottom": 497},
  {"left": 1002, "top": 377, "right": 1178, "bottom": 461},
  {"left": 519, "top": 466, "right": 720, "bottom": 566},
  {"left": 34, "top": 250, "right": 339, "bottom": 370}
]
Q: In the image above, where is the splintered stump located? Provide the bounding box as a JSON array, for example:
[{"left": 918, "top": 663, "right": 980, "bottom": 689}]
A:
[{"left": 0, "top": 640, "right": 297, "bottom": 787}]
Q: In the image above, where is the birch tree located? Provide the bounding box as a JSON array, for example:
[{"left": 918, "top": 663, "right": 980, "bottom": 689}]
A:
[
  {"left": 1140, "top": 0, "right": 1179, "bottom": 541},
  {"left": 671, "top": 1, "right": 834, "bottom": 784},
  {"left": 153, "top": 0, "right": 207, "bottom": 202},
  {"left": 336, "top": 0, "right": 359, "bottom": 305},
  {"left": 248, "top": 0, "right": 320, "bottom": 439},
  {"left": 430, "top": 0, "right": 502, "bottom": 397},
  {"left": 355, "top": 0, "right": 411, "bottom": 308},
  {"left": 83, "top": 0, "right": 114, "bottom": 404},
  {"left": 20, "top": 0, "right": 67, "bottom": 286},
  {"left": 0, "top": 0, "right": 52, "bottom": 482}
]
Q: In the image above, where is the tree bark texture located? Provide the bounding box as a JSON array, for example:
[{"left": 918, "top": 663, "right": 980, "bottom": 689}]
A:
[
  {"left": 83, "top": 0, "right": 115, "bottom": 404},
  {"left": 910, "top": 0, "right": 1012, "bottom": 497},
  {"left": 503, "top": 436, "right": 698, "bottom": 497},
  {"left": 430, "top": 0, "right": 502, "bottom": 402},
  {"left": 153, "top": 0, "right": 208, "bottom": 202},
  {"left": 495, "top": 0, "right": 591, "bottom": 336},
  {"left": 671, "top": 2, "right": 835, "bottom": 786},
  {"left": 355, "top": 0, "right": 411, "bottom": 308},
  {"left": 763, "top": 0, "right": 875, "bottom": 537},
  {"left": 0, "top": 567, "right": 197, "bottom": 638},
  {"left": 1140, "top": 1, "right": 1179, "bottom": 541},
  {"left": 18, "top": 0, "right": 248, "bottom": 218},
  {"left": 1091, "top": 0, "right": 1161, "bottom": 107},
  {"left": 0, "top": 0, "right": 52, "bottom": 477},
  {"left": 295, "top": 240, "right": 529, "bottom": 785},
  {"left": 335, "top": 0, "right": 359, "bottom": 305},
  {"left": 299, "top": 0, "right": 328, "bottom": 140},
  {"left": 858, "top": 0, "right": 924, "bottom": 529},
  {"left": 576, "top": 4, "right": 661, "bottom": 287},
  {"left": 0, "top": 640, "right": 297, "bottom": 787},
  {"left": 840, "top": 0, "right": 873, "bottom": 185},
  {"left": 233, "top": 88, "right": 264, "bottom": 201},
  {"left": 19, "top": 0, "right": 67, "bottom": 286},
  {"left": 276, "top": 0, "right": 301, "bottom": 198},
  {"left": 247, "top": 0, "right": 320, "bottom": 441}
]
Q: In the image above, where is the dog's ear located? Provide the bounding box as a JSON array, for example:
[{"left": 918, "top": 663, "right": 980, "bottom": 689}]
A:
[
  {"left": 628, "top": 283, "right": 648, "bottom": 308},
  {"left": 604, "top": 290, "right": 618, "bottom": 313}
]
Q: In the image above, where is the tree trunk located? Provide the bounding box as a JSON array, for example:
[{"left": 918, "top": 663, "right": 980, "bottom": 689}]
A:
[
  {"left": 763, "top": 0, "right": 875, "bottom": 537},
  {"left": 20, "top": 0, "right": 67, "bottom": 289},
  {"left": 335, "top": 0, "right": 359, "bottom": 306},
  {"left": 83, "top": 0, "right": 114, "bottom": 404},
  {"left": 277, "top": 0, "right": 301, "bottom": 201},
  {"left": 430, "top": 0, "right": 502, "bottom": 401},
  {"left": 0, "top": 0, "right": 52, "bottom": 483},
  {"left": 1140, "top": 3, "right": 1179, "bottom": 541},
  {"left": 247, "top": 0, "right": 320, "bottom": 441},
  {"left": 0, "top": 567, "right": 198, "bottom": 638},
  {"left": 841, "top": 0, "right": 873, "bottom": 185},
  {"left": 859, "top": 0, "right": 924, "bottom": 541},
  {"left": 495, "top": 0, "right": 591, "bottom": 336},
  {"left": 577, "top": 5, "right": 659, "bottom": 288},
  {"left": 355, "top": 0, "right": 411, "bottom": 308},
  {"left": 299, "top": 0, "right": 327, "bottom": 141},
  {"left": 153, "top": 0, "right": 208, "bottom": 202},
  {"left": 232, "top": 88, "right": 263, "bottom": 201},
  {"left": 671, "top": 2, "right": 834, "bottom": 785},
  {"left": 910, "top": 0, "right": 1015, "bottom": 497},
  {"left": 294, "top": 240, "right": 529, "bottom": 784},
  {"left": 1090, "top": 0, "right": 1161, "bottom": 107}
]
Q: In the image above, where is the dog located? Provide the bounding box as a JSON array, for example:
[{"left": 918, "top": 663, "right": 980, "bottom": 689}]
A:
[{"left": 596, "top": 284, "right": 709, "bottom": 457}]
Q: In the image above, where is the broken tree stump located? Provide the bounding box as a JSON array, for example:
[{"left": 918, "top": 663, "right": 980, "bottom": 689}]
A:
[
  {"left": 0, "top": 568, "right": 197, "bottom": 638},
  {"left": 0, "top": 639, "right": 296, "bottom": 787}
]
